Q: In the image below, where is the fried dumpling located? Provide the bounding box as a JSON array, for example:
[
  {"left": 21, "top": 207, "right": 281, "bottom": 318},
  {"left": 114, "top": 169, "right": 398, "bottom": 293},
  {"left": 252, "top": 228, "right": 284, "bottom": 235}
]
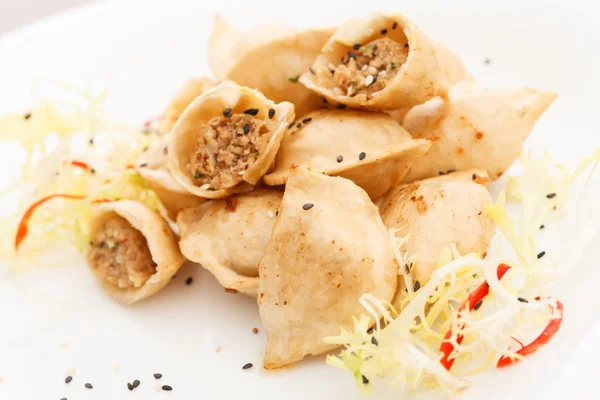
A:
[
  {"left": 225, "top": 27, "right": 335, "bottom": 118},
  {"left": 379, "top": 171, "right": 494, "bottom": 310},
  {"left": 263, "top": 109, "right": 431, "bottom": 199},
  {"left": 300, "top": 12, "right": 447, "bottom": 110},
  {"left": 136, "top": 134, "right": 204, "bottom": 220},
  {"left": 401, "top": 81, "right": 557, "bottom": 182},
  {"left": 431, "top": 39, "right": 473, "bottom": 86},
  {"left": 177, "top": 189, "right": 282, "bottom": 297},
  {"left": 159, "top": 77, "right": 217, "bottom": 134},
  {"left": 87, "top": 200, "right": 186, "bottom": 304},
  {"left": 259, "top": 167, "right": 397, "bottom": 368},
  {"left": 168, "top": 80, "right": 295, "bottom": 199}
]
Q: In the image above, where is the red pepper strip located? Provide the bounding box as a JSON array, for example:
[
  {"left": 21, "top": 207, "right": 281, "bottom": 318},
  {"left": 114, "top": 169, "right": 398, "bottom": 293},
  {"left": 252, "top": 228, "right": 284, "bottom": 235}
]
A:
[
  {"left": 91, "top": 198, "right": 113, "bottom": 204},
  {"left": 439, "top": 263, "right": 512, "bottom": 370},
  {"left": 497, "top": 300, "right": 563, "bottom": 368},
  {"left": 143, "top": 115, "right": 163, "bottom": 127},
  {"left": 69, "top": 160, "right": 90, "bottom": 171},
  {"left": 14, "top": 194, "right": 86, "bottom": 251}
]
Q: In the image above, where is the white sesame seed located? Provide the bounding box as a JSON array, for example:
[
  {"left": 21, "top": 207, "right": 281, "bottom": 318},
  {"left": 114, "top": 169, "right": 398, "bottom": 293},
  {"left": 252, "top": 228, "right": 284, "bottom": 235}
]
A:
[
  {"left": 267, "top": 210, "right": 275, "bottom": 218},
  {"left": 346, "top": 86, "right": 354, "bottom": 96},
  {"left": 361, "top": 65, "right": 368, "bottom": 72},
  {"left": 333, "top": 87, "right": 344, "bottom": 95},
  {"left": 238, "top": 171, "right": 245, "bottom": 176},
  {"left": 367, "top": 66, "right": 378, "bottom": 75},
  {"left": 378, "top": 70, "right": 387, "bottom": 77},
  {"left": 365, "top": 75, "right": 375, "bottom": 86},
  {"left": 200, "top": 184, "right": 210, "bottom": 190}
]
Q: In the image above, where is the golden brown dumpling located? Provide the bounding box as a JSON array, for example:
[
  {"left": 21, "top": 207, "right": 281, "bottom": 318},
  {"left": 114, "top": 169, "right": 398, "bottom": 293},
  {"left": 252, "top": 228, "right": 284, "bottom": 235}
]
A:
[
  {"left": 168, "top": 80, "right": 295, "bottom": 199},
  {"left": 263, "top": 109, "right": 431, "bottom": 198},
  {"left": 259, "top": 167, "right": 397, "bottom": 368},
  {"left": 159, "top": 77, "right": 217, "bottom": 134},
  {"left": 300, "top": 12, "right": 447, "bottom": 110},
  {"left": 87, "top": 200, "right": 186, "bottom": 304},
  {"left": 401, "top": 81, "right": 557, "bottom": 182},
  {"left": 177, "top": 189, "right": 282, "bottom": 297}
]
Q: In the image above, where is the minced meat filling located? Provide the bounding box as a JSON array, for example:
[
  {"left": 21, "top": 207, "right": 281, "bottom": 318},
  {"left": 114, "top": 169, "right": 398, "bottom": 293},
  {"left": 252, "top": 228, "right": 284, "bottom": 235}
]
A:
[
  {"left": 189, "top": 114, "right": 271, "bottom": 190},
  {"left": 331, "top": 37, "right": 408, "bottom": 98},
  {"left": 88, "top": 216, "right": 156, "bottom": 289}
]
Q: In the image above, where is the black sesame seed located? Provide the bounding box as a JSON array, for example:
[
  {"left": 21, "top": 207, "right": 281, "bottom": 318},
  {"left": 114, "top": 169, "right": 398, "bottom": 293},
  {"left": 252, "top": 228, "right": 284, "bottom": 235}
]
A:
[
  {"left": 439, "top": 171, "right": 446, "bottom": 175},
  {"left": 127, "top": 382, "right": 134, "bottom": 391},
  {"left": 474, "top": 300, "right": 483, "bottom": 310},
  {"left": 60, "top": 398, "right": 67, "bottom": 400},
  {"left": 139, "top": 163, "right": 148, "bottom": 168},
  {"left": 243, "top": 124, "right": 250, "bottom": 134},
  {"left": 347, "top": 51, "right": 356, "bottom": 60},
  {"left": 359, "top": 152, "right": 366, "bottom": 160},
  {"left": 243, "top": 108, "right": 259, "bottom": 116},
  {"left": 392, "top": 22, "right": 397, "bottom": 29},
  {"left": 537, "top": 251, "right": 546, "bottom": 259},
  {"left": 65, "top": 376, "right": 72, "bottom": 384},
  {"left": 162, "top": 385, "right": 173, "bottom": 391},
  {"left": 242, "top": 363, "right": 253, "bottom": 370},
  {"left": 484, "top": 58, "right": 492, "bottom": 65},
  {"left": 404, "top": 42, "right": 409, "bottom": 48},
  {"left": 472, "top": 173, "right": 477, "bottom": 180},
  {"left": 353, "top": 43, "right": 361, "bottom": 50},
  {"left": 24, "top": 112, "right": 32, "bottom": 120},
  {"left": 309, "top": 67, "right": 316, "bottom": 75},
  {"left": 154, "top": 373, "right": 162, "bottom": 379},
  {"left": 371, "top": 336, "right": 378, "bottom": 346},
  {"left": 133, "top": 379, "right": 140, "bottom": 388},
  {"left": 288, "top": 76, "right": 300, "bottom": 83},
  {"left": 539, "top": 224, "right": 545, "bottom": 230},
  {"left": 362, "top": 375, "right": 369, "bottom": 384},
  {"left": 302, "top": 117, "right": 312, "bottom": 123},
  {"left": 381, "top": 29, "right": 388, "bottom": 34},
  {"left": 367, "top": 327, "right": 374, "bottom": 334},
  {"left": 296, "top": 123, "right": 302, "bottom": 128},
  {"left": 336, "top": 104, "right": 346, "bottom": 110},
  {"left": 288, "top": 122, "right": 295, "bottom": 130},
  {"left": 447, "top": 169, "right": 456, "bottom": 174},
  {"left": 85, "top": 383, "right": 93, "bottom": 389},
  {"left": 518, "top": 297, "right": 529, "bottom": 303},
  {"left": 546, "top": 193, "right": 556, "bottom": 199},
  {"left": 413, "top": 281, "right": 421, "bottom": 291},
  {"left": 337, "top": 155, "right": 343, "bottom": 163},
  {"left": 223, "top": 108, "right": 232, "bottom": 118},
  {"left": 90, "top": 168, "right": 96, "bottom": 174},
  {"left": 302, "top": 203, "right": 314, "bottom": 210},
  {"left": 268, "top": 109, "right": 276, "bottom": 119},
  {"left": 275, "top": 211, "right": 279, "bottom": 216},
  {"left": 185, "top": 277, "right": 193, "bottom": 285},
  {"left": 89, "top": 138, "right": 94, "bottom": 145}
]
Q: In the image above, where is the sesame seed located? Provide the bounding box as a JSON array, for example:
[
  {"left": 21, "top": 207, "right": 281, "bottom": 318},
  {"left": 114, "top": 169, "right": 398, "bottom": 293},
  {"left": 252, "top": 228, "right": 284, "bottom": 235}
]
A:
[
  {"left": 289, "top": 76, "right": 300, "bottom": 83},
  {"left": 302, "top": 203, "right": 314, "bottom": 210},
  {"left": 413, "top": 281, "right": 421, "bottom": 291},
  {"left": 484, "top": 58, "right": 492, "bottom": 65},
  {"left": 546, "top": 193, "right": 556, "bottom": 199},
  {"left": 362, "top": 375, "right": 369, "bottom": 384},
  {"left": 65, "top": 376, "right": 72, "bottom": 384},
  {"left": 60, "top": 398, "right": 67, "bottom": 400},
  {"left": 309, "top": 67, "right": 316, "bottom": 75},
  {"left": 133, "top": 379, "right": 140, "bottom": 388},
  {"left": 252, "top": 327, "right": 259, "bottom": 334},
  {"left": 392, "top": 22, "right": 397, "bottom": 29},
  {"left": 518, "top": 297, "right": 529, "bottom": 303},
  {"left": 275, "top": 210, "right": 279, "bottom": 216},
  {"left": 243, "top": 124, "right": 250, "bottom": 134},
  {"left": 139, "top": 163, "right": 148, "bottom": 168},
  {"left": 85, "top": 383, "right": 93, "bottom": 389},
  {"left": 243, "top": 108, "right": 259, "bottom": 116},
  {"left": 268, "top": 109, "right": 275, "bottom": 119},
  {"left": 353, "top": 43, "right": 361, "bottom": 50},
  {"left": 447, "top": 169, "right": 456, "bottom": 174},
  {"left": 242, "top": 363, "right": 253, "bottom": 370},
  {"left": 288, "top": 122, "right": 295, "bottom": 129},
  {"left": 381, "top": 29, "right": 388, "bottom": 34},
  {"left": 223, "top": 108, "right": 232, "bottom": 118},
  {"left": 154, "top": 373, "right": 162, "bottom": 379},
  {"left": 162, "top": 385, "right": 173, "bottom": 391},
  {"left": 537, "top": 251, "right": 546, "bottom": 259},
  {"left": 296, "top": 123, "right": 302, "bottom": 128},
  {"left": 336, "top": 104, "right": 346, "bottom": 109},
  {"left": 359, "top": 152, "right": 366, "bottom": 160},
  {"left": 365, "top": 75, "right": 375, "bottom": 86},
  {"left": 185, "top": 277, "right": 193, "bottom": 285},
  {"left": 472, "top": 173, "right": 477, "bottom": 180},
  {"left": 474, "top": 300, "right": 483, "bottom": 310},
  {"left": 347, "top": 51, "right": 356, "bottom": 60},
  {"left": 24, "top": 112, "right": 32, "bottom": 120},
  {"left": 337, "top": 155, "right": 343, "bottom": 163},
  {"left": 439, "top": 171, "right": 446, "bottom": 175},
  {"left": 404, "top": 42, "right": 409, "bottom": 48},
  {"left": 89, "top": 138, "right": 94, "bottom": 145},
  {"left": 371, "top": 336, "right": 378, "bottom": 346},
  {"left": 367, "top": 327, "right": 374, "bottom": 334},
  {"left": 302, "top": 117, "right": 312, "bottom": 123},
  {"left": 127, "top": 382, "right": 134, "bottom": 391},
  {"left": 539, "top": 224, "right": 545, "bottom": 229}
]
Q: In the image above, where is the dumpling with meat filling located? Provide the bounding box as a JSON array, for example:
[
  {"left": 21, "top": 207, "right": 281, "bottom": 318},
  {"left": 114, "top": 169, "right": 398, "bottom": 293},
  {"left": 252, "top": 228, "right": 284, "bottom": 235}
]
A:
[
  {"left": 259, "top": 167, "right": 397, "bottom": 368},
  {"left": 177, "top": 189, "right": 282, "bottom": 297},
  {"left": 158, "top": 77, "right": 217, "bottom": 134},
  {"left": 401, "top": 81, "right": 557, "bottom": 182},
  {"left": 168, "top": 80, "right": 295, "bottom": 199},
  {"left": 300, "top": 12, "right": 447, "bottom": 110},
  {"left": 136, "top": 134, "right": 205, "bottom": 220},
  {"left": 87, "top": 200, "right": 186, "bottom": 304},
  {"left": 225, "top": 27, "right": 335, "bottom": 117},
  {"left": 379, "top": 170, "right": 495, "bottom": 310},
  {"left": 263, "top": 109, "right": 431, "bottom": 199}
]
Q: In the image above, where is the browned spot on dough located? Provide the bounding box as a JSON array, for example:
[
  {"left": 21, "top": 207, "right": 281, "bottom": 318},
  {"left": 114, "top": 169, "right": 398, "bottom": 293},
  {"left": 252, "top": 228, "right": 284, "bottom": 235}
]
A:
[
  {"left": 339, "top": 247, "right": 343, "bottom": 251},
  {"left": 336, "top": 283, "right": 341, "bottom": 288},
  {"left": 482, "top": 252, "right": 488, "bottom": 258},
  {"left": 473, "top": 174, "right": 489, "bottom": 186},
  {"left": 332, "top": 239, "right": 335, "bottom": 244},
  {"left": 300, "top": 232, "right": 305, "bottom": 236},
  {"left": 225, "top": 198, "right": 238, "bottom": 212},
  {"left": 496, "top": 171, "right": 503, "bottom": 178},
  {"left": 224, "top": 288, "right": 238, "bottom": 294},
  {"left": 475, "top": 131, "right": 484, "bottom": 140},
  {"left": 457, "top": 147, "right": 464, "bottom": 154},
  {"left": 410, "top": 195, "right": 427, "bottom": 214}
]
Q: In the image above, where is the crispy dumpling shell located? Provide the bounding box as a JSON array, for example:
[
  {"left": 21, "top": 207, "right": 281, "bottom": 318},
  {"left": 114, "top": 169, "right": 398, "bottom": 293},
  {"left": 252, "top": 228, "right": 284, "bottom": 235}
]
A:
[
  {"left": 380, "top": 172, "right": 494, "bottom": 310},
  {"left": 259, "top": 167, "right": 397, "bottom": 368},
  {"left": 136, "top": 134, "right": 204, "bottom": 220},
  {"left": 300, "top": 12, "right": 447, "bottom": 110},
  {"left": 168, "top": 80, "right": 295, "bottom": 199},
  {"left": 87, "top": 200, "right": 186, "bottom": 304},
  {"left": 401, "top": 81, "right": 557, "bottom": 182},
  {"left": 263, "top": 109, "right": 431, "bottom": 198},
  {"left": 225, "top": 27, "right": 335, "bottom": 117},
  {"left": 177, "top": 189, "right": 282, "bottom": 297}
]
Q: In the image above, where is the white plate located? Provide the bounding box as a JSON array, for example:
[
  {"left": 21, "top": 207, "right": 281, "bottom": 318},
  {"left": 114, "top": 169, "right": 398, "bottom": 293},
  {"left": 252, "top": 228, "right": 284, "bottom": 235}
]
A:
[{"left": 1, "top": 1, "right": 599, "bottom": 399}]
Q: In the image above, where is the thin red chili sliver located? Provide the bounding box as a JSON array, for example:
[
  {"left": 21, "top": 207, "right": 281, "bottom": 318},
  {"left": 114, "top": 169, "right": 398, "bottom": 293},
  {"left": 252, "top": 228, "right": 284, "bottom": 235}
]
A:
[
  {"left": 69, "top": 160, "right": 90, "bottom": 171},
  {"left": 143, "top": 115, "right": 163, "bottom": 127},
  {"left": 497, "top": 300, "right": 563, "bottom": 368},
  {"left": 439, "top": 263, "right": 512, "bottom": 370},
  {"left": 14, "top": 194, "right": 86, "bottom": 251}
]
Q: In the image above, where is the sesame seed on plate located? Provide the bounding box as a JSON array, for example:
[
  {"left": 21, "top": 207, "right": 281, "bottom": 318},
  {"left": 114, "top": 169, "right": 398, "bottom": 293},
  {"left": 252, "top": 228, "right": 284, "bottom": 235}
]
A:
[
  {"left": 133, "top": 379, "right": 140, "bottom": 388},
  {"left": 162, "top": 385, "right": 173, "bottom": 391},
  {"left": 537, "top": 251, "right": 546, "bottom": 259},
  {"left": 154, "top": 373, "right": 163, "bottom": 379},
  {"left": 362, "top": 375, "right": 369, "bottom": 384},
  {"left": 546, "top": 193, "right": 556, "bottom": 199},
  {"left": 65, "top": 376, "right": 72, "bottom": 384},
  {"left": 242, "top": 363, "right": 253, "bottom": 370},
  {"left": 371, "top": 336, "right": 378, "bottom": 346},
  {"left": 85, "top": 383, "right": 93, "bottom": 389},
  {"left": 302, "top": 203, "right": 314, "bottom": 210},
  {"left": 127, "top": 382, "right": 134, "bottom": 391},
  {"left": 359, "top": 152, "right": 366, "bottom": 160},
  {"left": 337, "top": 155, "right": 343, "bottom": 163},
  {"left": 518, "top": 297, "right": 529, "bottom": 303}
]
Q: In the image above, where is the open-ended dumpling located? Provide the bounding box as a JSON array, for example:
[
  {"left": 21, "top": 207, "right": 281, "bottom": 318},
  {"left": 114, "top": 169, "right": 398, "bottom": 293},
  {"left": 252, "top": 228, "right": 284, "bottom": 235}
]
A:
[
  {"left": 158, "top": 77, "right": 217, "bottom": 134},
  {"left": 379, "top": 171, "right": 494, "bottom": 310},
  {"left": 263, "top": 109, "right": 431, "bottom": 199},
  {"left": 225, "top": 27, "right": 335, "bottom": 118},
  {"left": 401, "top": 81, "right": 557, "bottom": 183},
  {"left": 177, "top": 189, "right": 282, "bottom": 297},
  {"left": 136, "top": 134, "right": 204, "bottom": 220},
  {"left": 300, "top": 13, "right": 447, "bottom": 110},
  {"left": 259, "top": 167, "right": 397, "bottom": 369},
  {"left": 87, "top": 200, "right": 186, "bottom": 304},
  {"left": 168, "top": 80, "right": 295, "bottom": 199}
]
